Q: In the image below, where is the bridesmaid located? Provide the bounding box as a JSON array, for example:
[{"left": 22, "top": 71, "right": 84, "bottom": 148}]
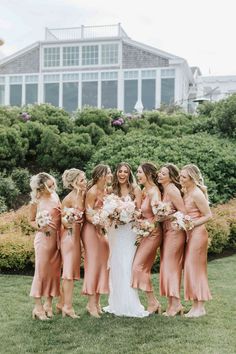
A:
[
  {"left": 158, "top": 163, "right": 186, "bottom": 316},
  {"left": 180, "top": 164, "right": 212, "bottom": 317},
  {"left": 59, "top": 168, "right": 87, "bottom": 318},
  {"left": 81, "top": 164, "right": 112, "bottom": 318},
  {"left": 131, "top": 162, "right": 162, "bottom": 314},
  {"left": 29, "top": 172, "right": 61, "bottom": 320}
]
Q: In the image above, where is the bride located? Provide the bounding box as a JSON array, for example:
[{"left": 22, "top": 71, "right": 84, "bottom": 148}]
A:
[{"left": 103, "top": 162, "right": 149, "bottom": 317}]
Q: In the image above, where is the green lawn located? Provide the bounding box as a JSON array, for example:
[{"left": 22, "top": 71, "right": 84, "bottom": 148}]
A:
[{"left": 0, "top": 255, "right": 235, "bottom": 354}]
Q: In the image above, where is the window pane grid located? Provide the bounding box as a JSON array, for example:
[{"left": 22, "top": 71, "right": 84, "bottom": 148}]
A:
[
  {"left": 25, "top": 75, "right": 39, "bottom": 83},
  {"left": 44, "top": 74, "right": 60, "bottom": 82},
  {"left": 10, "top": 76, "right": 23, "bottom": 84},
  {"left": 101, "top": 44, "right": 118, "bottom": 64},
  {"left": 44, "top": 47, "right": 60, "bottom": 67},
  {"left": 0, "top": 77, "right": 5, "bottom": 84},
  {"left": 62, "top": 73, "right": 79, "bottom": 82},
  {"left": 82, "top": 72, "right": 98, "bottom": 81},
  {"left": 142, "top": 70, "right": 156, "bottom": 79},
  {"left": 63, "top": 46, "right": 79, "bottom": 66},
  {"left": 124, "top": 71, "right": 138, "bottom": 79},
  {"left": 101, "top": 72, "right": 118, "bottom": 80},
  {"left": 82, "top": 45, "right": 99, "bottom": 65},
  {"left": 161, "top": 69, "right": 175, "bottom": 77}
]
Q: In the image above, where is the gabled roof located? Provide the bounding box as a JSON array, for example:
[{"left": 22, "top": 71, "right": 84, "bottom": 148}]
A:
[
  {"left": 0, "top": 42, "right": 40, "bottom": 67},
  {"left": 122, "top": 37, "right": 183, "bottom": 61}
]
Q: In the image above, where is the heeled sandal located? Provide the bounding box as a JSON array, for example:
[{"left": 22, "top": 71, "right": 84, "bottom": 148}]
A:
[
  {"left": 86, "top": 305, "right": 100, "bottom": 318},
  {"left": 163, "top": 305, "right": 184, "bottom": 317},
  {"left": 32, "top": 308, "right": 49, "bottom": 321},
  {"left": 43, "top": 304, "right": 53, "bottom": 318},
  {"left": 62, "top": 306, "right": 80, "bottom": 319},
  {"left": 56, "top": 304, "right": 63, "bottom": 314},
  {"left": 147, "top": 303, "right": 162, "bottom": 315}
]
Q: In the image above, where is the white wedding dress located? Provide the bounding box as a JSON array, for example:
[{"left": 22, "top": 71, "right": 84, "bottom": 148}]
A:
[{"left": 103, "top": 223, "right": 149, "bottom": 317}]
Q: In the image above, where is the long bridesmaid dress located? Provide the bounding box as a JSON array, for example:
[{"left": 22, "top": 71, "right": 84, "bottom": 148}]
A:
[
  {"left": 60, "top": 209, "right": 84, "bottom": 281},
  {"left": 159, "top": 195, "right": 186, "bottom": 299},
  {"left": 131, "top": 194, "right": 162, "bottom": 291},
  {"left": 183, "top": 194, "right": 212, "bottom": 301},
  {"left": 81, "top": 198, "right": 109, "bottom": 295},
  {"left": 30, "top": 195, "right": 61, "bottom": 298}
]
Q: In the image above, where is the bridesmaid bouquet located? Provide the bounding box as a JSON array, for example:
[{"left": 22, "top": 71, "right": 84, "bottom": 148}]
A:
[
  {"left": 151, "top": 201, "right": 174, "bottom": 219},
  {"left": 62, "top": 207, "right": 84, "bottom": 225},
  {"left": 132, "top": 219, "right": 156, "bottom": 246},
  {"left": 36, "top": 210, "right": 52, "bottom": 236},
  {"left": 171, "top": 211, "right": 194, "bottom": 231}
]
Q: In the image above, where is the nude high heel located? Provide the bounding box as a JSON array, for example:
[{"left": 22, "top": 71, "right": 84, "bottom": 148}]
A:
[
  {"left": 43, "top": 304, "right": 53, "bottom": 318},
  {"left": 62, "top": 306, "right": 80, "bottom": 319},
  {"left": 147, "top": 302, "right": 162, "bottom": 315},
  {"left": 163, "top": 305, "right": 184, "bottom": 317},
  {"left": 56, "top": 304, "right": 63, "bottom": 314},
  {"left": 86, "top": 305, "right": 101, "bottom": 318},
  {"left": 32, "top": 308, "right": 49, "bottom": 321}
]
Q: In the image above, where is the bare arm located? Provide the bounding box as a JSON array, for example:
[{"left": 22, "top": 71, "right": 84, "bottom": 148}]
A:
[
  {"left": 168, "top": 187, "right": 186, "bottom": 214},
  {"left": 192, "top": 190, "right": 212, "bottom": 227},
  {"left": 134, "top": 186, "right": 142, "bottom": 209},
  {"left": 29, "top": 203, "right": 37, "bottom": 229},
  {"left": 85, "top": 188, "right": 97, "bottom": 223}
]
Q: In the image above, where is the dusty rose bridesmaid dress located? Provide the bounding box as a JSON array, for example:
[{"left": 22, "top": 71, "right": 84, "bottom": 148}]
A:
[
  {"left": 131, "top": 194, "right": 162, "bottom": 291},
  {"left": 30, "top": 196, "right": 61, "bottom": 297},
  {"left": 184, "top": 194, "right": 212, "bottom": 301},
  {"left": 60, "top": 209, "right": 84, "bottom": 281},
  {"left": 159, "top": 195, "right": 186, "bottom": 299},
  {"left": 81, "top": 198, "right": 109, "bottom": 295}
]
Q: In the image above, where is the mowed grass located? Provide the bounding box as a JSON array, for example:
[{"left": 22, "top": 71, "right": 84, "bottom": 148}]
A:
[{"left": 0, "top": 255, "right": 235, "bottom": 354}]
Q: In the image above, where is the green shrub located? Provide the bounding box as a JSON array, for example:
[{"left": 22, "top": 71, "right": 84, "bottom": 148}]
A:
[
  {"left": 0, "top": 175, "right": 20, "bottom": 209},
  {"left": 73, "top": 107, "right": 113, "bottom": 134},
  {"left": 211, "top": 94, "right": 236, "bottom": 138},
  {"left": 0, "top": 197, "right": 7, "bottom": 213},
  {"left": 11, "top": 168, "right": 31, "bottom": 195}
]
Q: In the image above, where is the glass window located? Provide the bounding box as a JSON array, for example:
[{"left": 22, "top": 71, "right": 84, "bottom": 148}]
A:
[
  {"left": 44, "top": 74, "right": 60, "bottom": 82},
  {"left": 10, "top": 76, "right": 23, "bottom": 84},
  {"left": 142, "top": 70, "right": 156, "bottom": 79},
  {"left": 25, "top": 84, "right": 38, "bottom": 104},
  {"left": 101, "top": 81, "right": 118, "bottom": 109},
  {"left": 82, "top": 72, "right": 98, "bottom": 81},
  {"left": 25, "top": 75, "right": 38, "bottom": 83},
  {"left": 63, "top": 82, "right": 78, "bottom": 112},
  {"left": 10, "top": 84, "right": 22, "bottom": 106},
  {"left": 124, "top": 80, "right": 138, "bottom": 113},
  {"left": 63, "top": 46, "right": 79, "bottom": 66},
  {"left": 44, "top": 47, "right": 60, "bottom": 67},
  {"left": 82, "top": 81, "right": 98, "bottom": 107},
  {"left": 62, "top": 73, "right": 79, "bottom": 81},
  {"left": 0, "top": 85, "right": 5, "bottom": 105},
  {"left": 0, "top": 77, "right": 5, "bottom": 84},
  {"left": 142, "top": 79, "right": 156, "bottom": 110},
  {"left": 161, "top": 69, "right": 175, "bottom": 77},
  {"left": 124, "top": 71, "right": 138, "bottom": 79},
  {"left": 161, "top": 78, "right": 175, "bottom": 105},
  {"left": 101, "top": 72, "right": 118, "bottom": 80},
  {"left": 101, "top": 44, "right": 119, "bottom": 65},
  {"left": 44, "top": 83, "right": 59, "bottom": 106},
  {"left": 82, "top": 45, "right": 99, "bottom": 65}
]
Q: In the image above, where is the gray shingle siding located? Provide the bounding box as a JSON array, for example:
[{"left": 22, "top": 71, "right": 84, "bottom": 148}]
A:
[
  {"left": 122, "top": 43, "right": 169, "bottom": 69},
  {"left": 0, "top": 46, "right": 40, "bottom": 74}
]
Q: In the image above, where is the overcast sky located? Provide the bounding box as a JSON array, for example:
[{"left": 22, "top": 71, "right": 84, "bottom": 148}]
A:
[{"left": 0, "top": 0, "right": 235, "bottom": 76}]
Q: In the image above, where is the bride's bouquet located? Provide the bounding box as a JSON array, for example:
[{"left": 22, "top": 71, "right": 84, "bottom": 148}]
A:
[
  {"left": 171, "top": 211, "right": 194, "bottom": 231},
  {"left": 36, "top": 210, "right": 52, "bottom": 236},
  {"left": 87, "top": 194, "right": 136, "bottom": 234}
]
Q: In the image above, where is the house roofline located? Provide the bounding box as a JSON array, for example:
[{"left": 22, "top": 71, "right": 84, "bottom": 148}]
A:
[{"left": 0, "top": 42, "right": 40, "bottom": 67}]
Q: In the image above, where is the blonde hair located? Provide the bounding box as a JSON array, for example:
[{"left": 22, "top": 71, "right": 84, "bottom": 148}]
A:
[
  {"left": 182, "top": 164, "right": 209, "bottom": 200},
  {"left": 62, "top": 168, "right": 83, "bottom": 190},
  {"left": 87, "top": 164, "right": 110, "bottom": 190},
  {"left": 30, "top": 172, "right": 57, "bottom": 203}
]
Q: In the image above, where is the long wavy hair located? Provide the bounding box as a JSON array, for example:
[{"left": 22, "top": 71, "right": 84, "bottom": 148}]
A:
[
  {"left": 87, "top": 164, "right": 110, "bottom": 190},
  {"left": 30, "top": 172, "right": 57, "bottom": 203},
  {"left": 140, "top": 162, "right": 160, "bottom": 187},
  {"left": 160, "top": 163, "right": 182, "bottom": 194},
  {"left": 112, "top": 162, "right": 136, "bottom": 199},
  {"left": 182, "top": 164, "right": 209, "bottom": 200}
]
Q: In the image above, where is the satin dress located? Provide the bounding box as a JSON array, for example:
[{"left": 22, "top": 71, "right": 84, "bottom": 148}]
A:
[
  {"left": 60, "top": 208, "right": 84, "bottom": 281},
  {"left": 81, "top": 198, "right": 109, "bottom": 295},
  {"left": 159, "top": 194, "right": 186, "bottom": 299},
  {"left": 184, "top": 194, "right": 212, "bottom": 301},
  {"left": 131, "top": 194, "right": 162, "bottom": 292},
  {"left": 30, "top": 195, "right": 61, "bottom": 298}
]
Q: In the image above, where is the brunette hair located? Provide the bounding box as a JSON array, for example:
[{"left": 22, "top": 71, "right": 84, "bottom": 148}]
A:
[
  {"left": 162, "top": 163, "right": 182, "bottom": 192},
  {"left": 87, "top": 164, "right": 110, "bottom": 190},
  {"left": 112, "top": 162, "right": 136, "bottom": 198},
  {"left": 140, "top": 162, "right": 160, "bottom": 187}
]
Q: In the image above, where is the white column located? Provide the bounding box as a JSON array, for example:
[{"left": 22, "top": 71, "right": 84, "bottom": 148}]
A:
[
  {"left": 117, "top": 69, "right": 123, "bottom": 111},
  {"left": 22, "top": 76, "right": 26, "bottom": 105},
  {"left": 138, "top": 69, "right": 142, "bottom": 102},
  {"left": 98, "top": 72, "right": 101, "bottom": 108},
  {"left": 155, "top": 68, "right": 161, "bottom": 108},
  {"left": 59, "top": 73, "right": 63, "bottom": 108},
  {"left": 5, "top": 76, "right": 10, "bottom": 105},
  {"left": 38, "top": 74, "right": 43, "bottom": 103},
  {"left": 78, "top": 74, "right": 82, "bottom": 109}
]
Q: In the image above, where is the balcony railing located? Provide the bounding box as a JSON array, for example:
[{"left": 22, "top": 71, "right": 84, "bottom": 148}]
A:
[{"left": 45, "top": 24, "right": 129, "bottom": 41}]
